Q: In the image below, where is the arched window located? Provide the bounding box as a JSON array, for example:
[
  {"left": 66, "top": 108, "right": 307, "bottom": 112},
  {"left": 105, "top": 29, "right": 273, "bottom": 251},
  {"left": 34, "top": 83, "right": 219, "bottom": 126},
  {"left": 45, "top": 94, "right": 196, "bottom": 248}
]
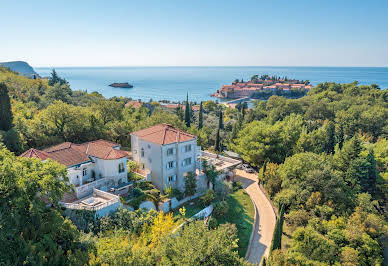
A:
[{"left": 141, "top": 148, "right": 145, "bottom": 157}]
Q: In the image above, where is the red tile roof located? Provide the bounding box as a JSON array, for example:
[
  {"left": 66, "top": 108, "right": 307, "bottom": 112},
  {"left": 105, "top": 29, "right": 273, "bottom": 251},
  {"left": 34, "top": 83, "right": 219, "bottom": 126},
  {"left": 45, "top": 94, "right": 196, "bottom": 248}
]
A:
[
  {"left": 125, "top": 100, "right": 142, "bottom": 108},
  {"left": 131, "top": 124, "right": 195, "bottom": 145},
  {"left": 20, "top": 148, "right": 50, "bottom": 160},
  {"left": 20, "top": 139, "right": 126, "bottom": 167}
]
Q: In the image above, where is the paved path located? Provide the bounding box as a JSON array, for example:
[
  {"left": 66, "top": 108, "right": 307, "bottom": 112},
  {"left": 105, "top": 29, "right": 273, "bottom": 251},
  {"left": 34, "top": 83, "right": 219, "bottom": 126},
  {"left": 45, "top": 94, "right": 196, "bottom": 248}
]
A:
[{"left": 235, "top": 169, "right": 276, "bottom": 265}]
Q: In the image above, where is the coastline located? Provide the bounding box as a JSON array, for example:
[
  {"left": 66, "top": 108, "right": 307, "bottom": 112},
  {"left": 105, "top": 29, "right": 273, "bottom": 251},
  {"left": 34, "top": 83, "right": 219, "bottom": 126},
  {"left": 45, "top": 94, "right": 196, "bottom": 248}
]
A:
[{"left": 35, "top": 66, "right": 388, "bottom": 102}]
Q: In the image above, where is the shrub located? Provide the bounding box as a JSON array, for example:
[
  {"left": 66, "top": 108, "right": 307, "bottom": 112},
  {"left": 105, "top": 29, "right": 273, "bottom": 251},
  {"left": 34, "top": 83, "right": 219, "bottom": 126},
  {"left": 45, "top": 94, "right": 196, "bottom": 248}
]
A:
[
  {"left": 146, "top": 188, "right": 161, "bottom": 199},
  {"left": 137, "top": 181, "right": 154, "bottom": 190},
  {"left": 132, "top": 187, "right": 144, "bottom": 198},
  {"left": 213, "top": 201, "right": 229, "bottom": 219},
  {"left": 208, "top": 217, "right": 218, "bottom": 229},
  {"left": 200, "top": 189, "right": 215, "bottom": 206},
  {"left": 285, "top": 209, "right": 309, "bottom": 228},
  {"left": 128, "top": 194, "right": 148, "bottom": 210},
  {"left": 171, "top": 188, "right": 184, "bottom": 200},
  {"left": 232, "top": 181, "right": 243, "bottom": 191},
  {"left": 214, "top": 180, "right": 232, "bottom": 201}
]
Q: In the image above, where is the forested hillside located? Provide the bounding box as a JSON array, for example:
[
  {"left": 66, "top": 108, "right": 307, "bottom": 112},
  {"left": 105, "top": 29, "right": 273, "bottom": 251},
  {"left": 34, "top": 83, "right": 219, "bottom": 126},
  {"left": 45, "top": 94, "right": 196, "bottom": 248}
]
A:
[
  {"left": 230, "top": 82, "right": 388, "bottom": 265},
  {"left": 0, "top": 66, "right": 387, "bottom": 265}
]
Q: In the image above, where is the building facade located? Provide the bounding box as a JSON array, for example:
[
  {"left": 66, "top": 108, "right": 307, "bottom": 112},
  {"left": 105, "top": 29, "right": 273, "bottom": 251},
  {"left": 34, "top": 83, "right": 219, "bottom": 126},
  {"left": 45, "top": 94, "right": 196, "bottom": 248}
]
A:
[
  {"left": 20, "top": 139, "right": 131, "bottom": 215},
  {"left": 131, "top": 124, "right": 202, "bottom": 191}
]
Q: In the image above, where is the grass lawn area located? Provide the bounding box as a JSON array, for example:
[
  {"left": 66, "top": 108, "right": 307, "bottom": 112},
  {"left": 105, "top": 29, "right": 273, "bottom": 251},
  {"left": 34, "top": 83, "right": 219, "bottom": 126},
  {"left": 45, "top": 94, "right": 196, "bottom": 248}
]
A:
[
  {"left": 172, "top": 198, "right": 204, "bottom": 218},
  {"left": 217, "top": 189, "right": 255, "bottom": 257}
]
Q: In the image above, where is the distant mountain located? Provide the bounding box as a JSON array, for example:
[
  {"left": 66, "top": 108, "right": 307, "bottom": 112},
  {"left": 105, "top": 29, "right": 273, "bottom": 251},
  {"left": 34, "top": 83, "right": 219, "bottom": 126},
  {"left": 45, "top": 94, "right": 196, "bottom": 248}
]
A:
[{"left": 0, "top": 61, "right": 39, "bottom": 78}]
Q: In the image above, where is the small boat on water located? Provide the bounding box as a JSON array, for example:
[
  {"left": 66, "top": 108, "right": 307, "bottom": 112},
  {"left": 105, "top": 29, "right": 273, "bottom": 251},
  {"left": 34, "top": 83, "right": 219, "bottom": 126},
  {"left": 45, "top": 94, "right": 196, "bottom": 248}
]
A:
[{"left": 109, "top": 82, "right": 133, "bottom": 88}]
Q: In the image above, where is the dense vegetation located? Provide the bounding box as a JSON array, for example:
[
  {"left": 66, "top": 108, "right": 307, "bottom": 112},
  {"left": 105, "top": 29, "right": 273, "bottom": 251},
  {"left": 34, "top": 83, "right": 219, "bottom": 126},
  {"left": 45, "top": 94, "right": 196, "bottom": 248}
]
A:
[
  {"left": 230, "top": 82, "right": 388, "bottom": 264},
  {"left": 0, "top": 66, "right": 387, "bottom": 265}
]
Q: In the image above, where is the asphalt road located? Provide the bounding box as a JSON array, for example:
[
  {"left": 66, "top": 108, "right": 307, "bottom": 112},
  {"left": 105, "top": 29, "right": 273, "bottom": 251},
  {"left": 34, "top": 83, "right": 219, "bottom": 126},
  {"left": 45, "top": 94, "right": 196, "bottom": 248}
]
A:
[{"left": 235, "top": 169, "right": 276, "bottom": 265}]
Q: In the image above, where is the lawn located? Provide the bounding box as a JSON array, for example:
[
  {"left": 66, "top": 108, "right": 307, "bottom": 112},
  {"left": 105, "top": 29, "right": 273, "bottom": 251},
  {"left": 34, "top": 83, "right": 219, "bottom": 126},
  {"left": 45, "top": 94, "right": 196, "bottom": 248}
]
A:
[
  {"left": 217, "top": 189, "right": 255, "bottom": 257},
  {"left": 172, "top": 198, "right": 204, "bottom": 218},
  {"left": 171, "top": 189, "right": 255, "bottom": 257}
]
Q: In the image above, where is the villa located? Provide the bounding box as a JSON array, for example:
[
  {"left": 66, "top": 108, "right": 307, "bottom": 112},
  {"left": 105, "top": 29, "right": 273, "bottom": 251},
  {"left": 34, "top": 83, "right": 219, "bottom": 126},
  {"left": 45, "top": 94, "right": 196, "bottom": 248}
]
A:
[
  {"left": 130, "top": 124, "right": 241, "bottom": 192},
  {"left": 20, "top": 139, "right": 132, "bottom": 216},
  {"left": 131, "top": 124, "right": 203, "bottom": 191}
]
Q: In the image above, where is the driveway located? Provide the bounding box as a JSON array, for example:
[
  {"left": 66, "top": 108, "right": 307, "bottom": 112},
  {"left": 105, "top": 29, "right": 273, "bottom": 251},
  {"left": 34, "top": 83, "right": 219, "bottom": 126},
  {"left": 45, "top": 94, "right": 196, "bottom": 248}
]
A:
[{"left": 234, "top": 169, "right": 276, "bottom": 264}]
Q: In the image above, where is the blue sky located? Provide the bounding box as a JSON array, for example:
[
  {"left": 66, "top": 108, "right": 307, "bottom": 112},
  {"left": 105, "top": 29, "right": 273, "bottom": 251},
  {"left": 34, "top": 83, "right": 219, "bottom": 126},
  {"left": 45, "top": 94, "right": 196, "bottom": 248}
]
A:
[{"left": 1, "top": 0, "right": 387, "bottom": 67}]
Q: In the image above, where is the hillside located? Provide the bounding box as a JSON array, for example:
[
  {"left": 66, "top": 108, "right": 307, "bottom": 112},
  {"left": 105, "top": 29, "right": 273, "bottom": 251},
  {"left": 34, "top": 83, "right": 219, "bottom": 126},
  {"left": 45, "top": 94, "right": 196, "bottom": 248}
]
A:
[{"left": 0, "top": 61, "right": 39, "bottom": 78}]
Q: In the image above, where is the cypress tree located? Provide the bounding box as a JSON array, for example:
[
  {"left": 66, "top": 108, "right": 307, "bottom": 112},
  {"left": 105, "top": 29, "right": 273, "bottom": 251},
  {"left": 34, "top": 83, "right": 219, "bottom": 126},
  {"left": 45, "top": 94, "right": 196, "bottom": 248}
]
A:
[
  {"left": 198, "top": 101, "right": 203, "bottom": 129},
  {"left": 185, "top": 93, "right": 190, "bottom": 127},
  {"left": 231, "top": 123, "right": 239, "bottom": 140},
  {"left": 270, "top": 204, "right": 285, "bottom": 254},
  {"left": 215, "top": 128, "right": 221, "bottom": 153},
  {"left": 218, "top": 109, "right": 224, "bottom": 129},
  {"left": 336, "top": 125, "right": 344, "bottom": 150},
  {"left": 0, "top": 83, "right": 13, "bottom": 131},
  {"left": 325, "top": 121, "right": 336, "bottom": 154}
]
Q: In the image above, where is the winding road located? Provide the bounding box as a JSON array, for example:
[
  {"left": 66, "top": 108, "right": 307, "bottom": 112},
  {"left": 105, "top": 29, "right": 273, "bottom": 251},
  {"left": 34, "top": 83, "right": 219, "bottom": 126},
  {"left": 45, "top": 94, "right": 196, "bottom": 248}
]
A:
[{"left": 234, "top": 169, "right": 276, "bottom": 265}]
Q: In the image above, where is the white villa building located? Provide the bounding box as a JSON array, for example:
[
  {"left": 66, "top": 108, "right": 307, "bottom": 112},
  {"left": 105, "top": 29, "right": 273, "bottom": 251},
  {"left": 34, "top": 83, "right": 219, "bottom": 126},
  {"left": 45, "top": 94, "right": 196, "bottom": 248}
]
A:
[
  {"left": 131, "top": 124, "right": 203, "bottom": 191},
  {"left": 130, "top": 124, "right": 241, "bottom": 192},
  {"left": 20, "top": 139, "right": 131, "bottom": 216}
]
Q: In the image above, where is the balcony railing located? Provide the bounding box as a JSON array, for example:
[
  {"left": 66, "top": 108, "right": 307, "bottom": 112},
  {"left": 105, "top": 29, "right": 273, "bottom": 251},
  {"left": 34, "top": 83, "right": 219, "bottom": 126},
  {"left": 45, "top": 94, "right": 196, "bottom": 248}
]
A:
[{"left": 60, "top": 188, "right": 120, "bottom": 212}]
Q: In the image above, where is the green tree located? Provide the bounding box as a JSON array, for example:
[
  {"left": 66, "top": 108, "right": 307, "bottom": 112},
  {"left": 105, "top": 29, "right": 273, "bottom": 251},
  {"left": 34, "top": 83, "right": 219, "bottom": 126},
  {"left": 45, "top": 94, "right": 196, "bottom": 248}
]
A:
[
  {"left": 215, "top": 128, "right": 221, "bottom": 152},
  {"left": 48, "top": 69, "right": 67, "bottom": 86},
  {"left": 0, "top": 146, "right": 87, "bottom": 265},
  {"left": 184, "top": 171, "right": 197, "bottom": 196},
  {"left": 202, "top": 160, "right": 219, "bottom": 188},
  {"left": 185, "top": 93, "right": 191, "bottom": 127},
  {"left": 324, "top": 120, "right": 336, "bottom": 154},
  {"left": 288, "top": 227, "right": 337, "bottom": 265},
  {"left": 156, "top": 222, "right": 247, "bottom": 265},
  {"left": 198, "top": 101, "right": 203, "bottom": 129},
  {"left": 0, "top": 83, "right": 13, "bottom": 131},
  {"left": 218, "top": 109, "right": 224, "bottom": 129},
  {"left": 92, "top": 100, "right": 123, "bottom": 125},
  {"left": 270, "top": 204, "right": 285, "bottom": 254}
]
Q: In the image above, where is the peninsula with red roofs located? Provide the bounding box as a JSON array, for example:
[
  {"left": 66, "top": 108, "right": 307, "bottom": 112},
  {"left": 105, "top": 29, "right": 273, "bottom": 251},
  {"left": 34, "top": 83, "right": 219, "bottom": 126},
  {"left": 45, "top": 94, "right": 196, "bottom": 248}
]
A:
[{"left": 212, "top": 74, "right": 312, "bottom": 99}]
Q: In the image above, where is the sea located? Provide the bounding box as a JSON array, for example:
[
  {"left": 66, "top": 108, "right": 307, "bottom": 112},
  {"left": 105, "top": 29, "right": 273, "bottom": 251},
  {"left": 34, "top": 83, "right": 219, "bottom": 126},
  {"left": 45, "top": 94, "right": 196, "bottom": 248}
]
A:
[{"left": 36, "top": 66, "right": 388, "bottom": 103}]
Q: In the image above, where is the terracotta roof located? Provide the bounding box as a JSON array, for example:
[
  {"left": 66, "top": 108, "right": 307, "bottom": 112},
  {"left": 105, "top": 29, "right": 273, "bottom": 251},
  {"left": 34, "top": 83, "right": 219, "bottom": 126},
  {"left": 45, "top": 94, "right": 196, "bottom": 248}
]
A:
[
  {"left": 131, "top": 124, "right": 195, "bottom": 145},
  {"left": 44, "top": 145, "right": 91, "bottom": 167},
  {"left": 20, "top": 148, "right": 50, "bottom": 160},
  {"left": 125, "top": 100, "right": 142, "bottom": 108},
  {"left": 20, "top": 139, "right": 125, "bottom": 167}
]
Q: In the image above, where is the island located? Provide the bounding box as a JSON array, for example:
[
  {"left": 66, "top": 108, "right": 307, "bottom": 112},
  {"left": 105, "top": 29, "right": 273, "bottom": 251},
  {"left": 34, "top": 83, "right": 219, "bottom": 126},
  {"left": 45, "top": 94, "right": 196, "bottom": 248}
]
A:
[
  {"left": 109, "top": 82, "right": 133, "bottom": 88},
  {"left": 212, "top": 74, "right": 312, "bottom": 100}
]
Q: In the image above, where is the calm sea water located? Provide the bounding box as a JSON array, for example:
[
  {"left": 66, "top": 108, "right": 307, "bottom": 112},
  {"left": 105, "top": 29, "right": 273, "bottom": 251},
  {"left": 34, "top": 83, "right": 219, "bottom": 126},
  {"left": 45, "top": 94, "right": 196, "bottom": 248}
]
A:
[{"left": 36, "top": 67, "right": 388, "bottom": 102}]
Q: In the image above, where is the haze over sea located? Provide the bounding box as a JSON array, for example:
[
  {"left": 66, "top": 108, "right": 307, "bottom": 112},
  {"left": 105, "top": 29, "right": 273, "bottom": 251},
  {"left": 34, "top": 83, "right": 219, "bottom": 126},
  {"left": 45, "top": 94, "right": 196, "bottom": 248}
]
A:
[{"left": 36, "top": 66, "right": 388, "bottom": 102}]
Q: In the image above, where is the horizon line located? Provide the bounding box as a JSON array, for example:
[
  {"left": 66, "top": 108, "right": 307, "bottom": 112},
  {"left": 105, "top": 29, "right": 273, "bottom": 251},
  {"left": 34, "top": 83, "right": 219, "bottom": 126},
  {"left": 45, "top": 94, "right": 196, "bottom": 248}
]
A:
[{"left": 33, "top": 65, "right": 388, "bottom": 68}]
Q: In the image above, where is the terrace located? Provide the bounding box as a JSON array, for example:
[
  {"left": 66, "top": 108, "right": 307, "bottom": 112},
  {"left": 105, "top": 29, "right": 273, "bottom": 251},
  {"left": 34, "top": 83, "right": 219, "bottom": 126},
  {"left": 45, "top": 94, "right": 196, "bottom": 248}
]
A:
[
  {"left": 60, "top": 188, "right": 121, "bottom": 217},
  {"left": 200, "top": 151, "right": 241, "bottom": 172}
]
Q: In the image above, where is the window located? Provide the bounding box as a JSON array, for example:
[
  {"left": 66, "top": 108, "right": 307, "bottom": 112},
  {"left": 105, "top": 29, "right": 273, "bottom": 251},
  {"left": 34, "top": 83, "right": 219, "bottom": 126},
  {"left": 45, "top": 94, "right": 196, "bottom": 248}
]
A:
[
  {"left": 168, "top": 161, "right": 174, "bottom": 169},
  {"left": 167, "top": 148, "right": 174, "bottom": 156},
  {"left": 82, "top": 168, "right": 87, "bottom": 176},
  {"left": 147, "top": 144, "right": 151, "bottom": 149},
  {"left": 184, "top": 144, "right": 192, "bottom": 152},
  {"left": 141, "top": 148, "right": 145, "bottom": 157},
  {"left": 118, "top": 162, "right": 125, "bottom": 173},
  {"left": 167, "top": 175, "right": 176, "bottom": 183},
  {"left": 183, "top": 157, "right": 192, "bottom": 166}
]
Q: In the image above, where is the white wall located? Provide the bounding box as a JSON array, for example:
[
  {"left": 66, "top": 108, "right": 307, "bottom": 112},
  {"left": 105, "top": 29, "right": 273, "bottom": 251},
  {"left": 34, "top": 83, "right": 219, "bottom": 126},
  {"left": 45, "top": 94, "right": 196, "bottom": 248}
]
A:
[
  {"left": 95, "top": 157, "right": 127, "bottom": 184},
  {"left": 131, "top": 133, "right": 200, "bottom": 192}
]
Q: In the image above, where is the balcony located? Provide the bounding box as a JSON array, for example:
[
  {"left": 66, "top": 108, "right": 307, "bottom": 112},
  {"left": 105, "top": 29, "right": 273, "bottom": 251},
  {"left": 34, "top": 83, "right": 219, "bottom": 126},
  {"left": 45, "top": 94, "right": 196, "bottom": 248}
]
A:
[{"left": 60, "top": 188, "right": 121, "bottom": 217}]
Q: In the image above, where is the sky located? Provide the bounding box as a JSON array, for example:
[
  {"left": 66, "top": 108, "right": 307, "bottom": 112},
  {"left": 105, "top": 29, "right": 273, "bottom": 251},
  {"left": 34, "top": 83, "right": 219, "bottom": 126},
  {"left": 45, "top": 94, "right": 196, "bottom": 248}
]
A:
[{"left": 1, "top": 0, "right": 388, "bottom": 67}]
